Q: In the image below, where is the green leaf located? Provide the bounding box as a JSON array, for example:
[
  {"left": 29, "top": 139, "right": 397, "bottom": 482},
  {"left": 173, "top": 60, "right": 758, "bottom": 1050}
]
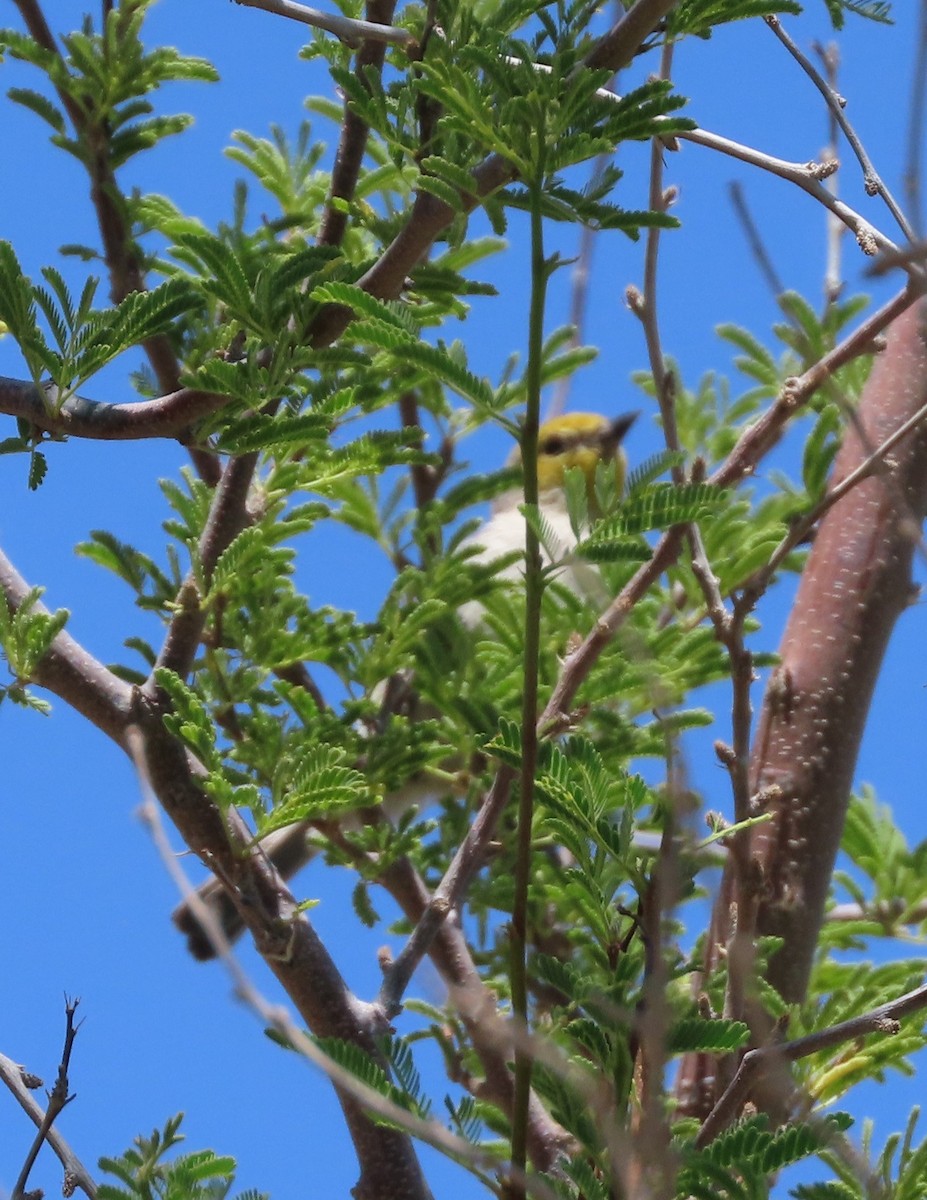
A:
[
  {"left": 580, "top": 484, "right": 727, "bottom": 559},
  {"left": 154, "top": 668, "right": 217, "bottom": 766},
  {"left": 7, "top": 86, "right": 66, "bottom": 133},
  {"left": 261, "top": 745, "right": 369, "bottom": 836},
  {"left": 668, "top": 1017, "right": 750, "bottom": 1054},
  {"left": 310, "top": 281, "right": 420, "bottom": 335},
  {"left": 0, "top": 587, "right": 69, "bottom": 683}
]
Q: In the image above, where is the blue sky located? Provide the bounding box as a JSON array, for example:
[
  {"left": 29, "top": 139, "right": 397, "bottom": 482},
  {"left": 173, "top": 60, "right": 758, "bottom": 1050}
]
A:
[{"left": 1, "top": 2, "right": 926, "bottom": 1198}]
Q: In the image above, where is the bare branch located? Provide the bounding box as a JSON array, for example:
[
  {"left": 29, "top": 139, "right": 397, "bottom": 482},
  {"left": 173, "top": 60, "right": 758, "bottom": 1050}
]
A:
[
  {"left": 233, "top": 0, "right": 415, "bottom": 46},
  {"left": 711, "top": 286, "right": 919, "bottom": 489},
  {"left": 812, "top": 41, "right": 845, "bottom": 303},
  {"left": 729, "top": 181, "right": 788, "bottom": 299},
  {"left": 12, "top": 999, "right": 83, "bottom": 1200},
  {"left": 905, "top": 0, "right": 927, "bottom": 236},
  {"left": 638, "top": 40, "right": 682, "bottom": 465},
  {"left": 698, "top": 979, "right": 927, "bottom": 1148},
  {"left": 151, "top": 452, "right": 260, "bottom": 680},
  {"left": 766, "top": 15, "right": 916, "bottom": 244},
  {"left": 0, "top": 1047, "right": 96, "bottom": 1200}
]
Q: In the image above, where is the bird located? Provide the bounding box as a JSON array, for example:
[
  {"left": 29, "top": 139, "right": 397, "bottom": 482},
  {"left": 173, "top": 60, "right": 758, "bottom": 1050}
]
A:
[{"left": 173, "top": 411, "right": 638, "bottom": 959}]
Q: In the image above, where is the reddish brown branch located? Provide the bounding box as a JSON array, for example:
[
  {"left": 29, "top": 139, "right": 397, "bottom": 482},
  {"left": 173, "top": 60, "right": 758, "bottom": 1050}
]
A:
[
  {"left": 318, "top": 0, "right": 398, "bottom": 247},
  {"left": 131, "top": 696, "right": 431, "bottom": 1200},
  {"left": 0, "top": 378, "right": 228, "bottom": 440},
  {"left": 749, "top": 302, "right": 927, "bottom": 1002},
  {"left": 678, "top": 301, "right": 927, "bottom": 1118}
]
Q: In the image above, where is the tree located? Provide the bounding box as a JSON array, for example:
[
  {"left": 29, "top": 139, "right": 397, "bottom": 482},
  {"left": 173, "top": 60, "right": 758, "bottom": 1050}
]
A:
[{"left": 2, "top": 0, "right": 926, "bottom": 1198}]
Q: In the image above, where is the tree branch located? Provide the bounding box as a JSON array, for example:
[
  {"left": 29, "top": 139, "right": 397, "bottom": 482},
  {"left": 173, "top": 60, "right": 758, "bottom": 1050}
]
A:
[
  {"left": 129, "top": 702, "right": 432, "bottom": 1200},
  {"left": 318, "top": 0, "right": 400, "bottom": 246},
  {"left": 766, "top": 14, "right": 916, "bottom": 244},
  {"left": 233, "top": 0, "right": 414, "bottom": 46},
  {"left": 0, "top": 1046, "right": 96, "bottom": 1200},
  {"left": 748, "top": 301, "right": 927, "bottom": 1004},
  {"left": 0, "top": 378, "right": 228, "bottom": 440},
  {"left": 697, "top": 979, "right": 927, "bottom": 1148}
]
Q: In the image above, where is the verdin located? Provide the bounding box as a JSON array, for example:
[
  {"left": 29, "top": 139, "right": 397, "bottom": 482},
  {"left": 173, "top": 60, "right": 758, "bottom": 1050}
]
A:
[{"left": 174, "top": 411, "right": 637, "bottom": 958}]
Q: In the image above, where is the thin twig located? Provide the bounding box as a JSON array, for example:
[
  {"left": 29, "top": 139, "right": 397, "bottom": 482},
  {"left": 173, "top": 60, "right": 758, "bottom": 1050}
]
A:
[
  {"left": 728, "top": 181, "right": 787, "bottom": 298},
  {"left": 905, "top": 0, "right": 927, "bottom": 237},
  {"left": 812, "top": 41, "right": 845, "bottom": 303},
  {"left": 519, "top": 64, "right": 910, "bottom": 277},
  {"left": 710, "top": 286, "right": 918, "bottom": 489},
  {"left": 697, "top": 980, "right": 927, "bottom": 1148},
  {"left": 12, "top": 999, "right": 83, "bottom": 1200},
  {"left": 766, "top": 15, "right": 916, "bottom": 244},
  {"left": 0, "top": 1048, "right": 97, "bottom": 1198},
  {"left": 743, "top": 392, "right": 927, "bottom": 605},
  {"left": 639, "top": 40, "right": 681, "bottom": 467},
  {"left": 687, "top": 523, "right": 758, "bottom": 1065},
  {"left": 233, "top": 0, "right": 414, "bottom": 45}
]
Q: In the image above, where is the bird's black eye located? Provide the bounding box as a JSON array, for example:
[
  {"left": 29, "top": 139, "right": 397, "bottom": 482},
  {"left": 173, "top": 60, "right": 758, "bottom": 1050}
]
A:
[{"left": 541, "top": 435, "right": 566, "bottom": 455}]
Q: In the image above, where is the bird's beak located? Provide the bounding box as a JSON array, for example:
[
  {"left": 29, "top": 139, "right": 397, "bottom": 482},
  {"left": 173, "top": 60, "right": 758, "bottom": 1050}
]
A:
[{"left": 601, "top": 411, "right": 639, "bottom": 454}]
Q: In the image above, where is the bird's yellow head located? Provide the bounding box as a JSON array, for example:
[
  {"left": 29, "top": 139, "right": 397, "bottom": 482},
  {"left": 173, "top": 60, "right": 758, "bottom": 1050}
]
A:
[{"left": 535, "top": 411, "right": 637, "bottom": 496}]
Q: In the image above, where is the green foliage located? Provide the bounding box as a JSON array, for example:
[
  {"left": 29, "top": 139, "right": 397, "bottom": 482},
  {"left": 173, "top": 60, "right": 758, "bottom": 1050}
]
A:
[
  {"left": 678, "top": 1113, "right": 852, "bottom": 1200},
  {"left": 259, "top": 745, "right": 371, "bottom": 836},
  {"left": 1, "top": 1, "right": 217, "bottom": 171},
  {"left": 0, "top": 0, "right": 917, "bottom": 1195},
  {"left": 668, "top": 0, "right": 802, "bottom": 39},
  {"left": 821, "top": 0, "right": 892, "bottom": 28},
  {"left": 579, "top": 482, "right": 728, "bottom": 561},
  {"left": 801, "top": 1109, "right": 927, "bottom": 1200},
  {"left": 0, "top": 240, "right": 199, "bottom": 394},
  {"left": 312, "top": 1036, "right": 432, "bottom": 1124},
  {"left": 0, "top": 587, "right": 68, "bottom": 712},
  {"left": 98, "top": 1113, "right": 257, "bottom": 1200},
  {"left": 824, "top": 787, "right": 927, "bottom": 943}
]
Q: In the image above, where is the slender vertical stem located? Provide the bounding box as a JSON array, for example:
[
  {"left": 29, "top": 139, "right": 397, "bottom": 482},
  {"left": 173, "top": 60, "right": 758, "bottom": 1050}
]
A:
[
  {"left": 905, "top": 0, "right": 927, "bottom": 237},
  {"left": 509, "top": 174, "right": 548, "bottom": 1198},
  {"left": 642, "top": 41, "right": 681, "bottom": 466}
]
